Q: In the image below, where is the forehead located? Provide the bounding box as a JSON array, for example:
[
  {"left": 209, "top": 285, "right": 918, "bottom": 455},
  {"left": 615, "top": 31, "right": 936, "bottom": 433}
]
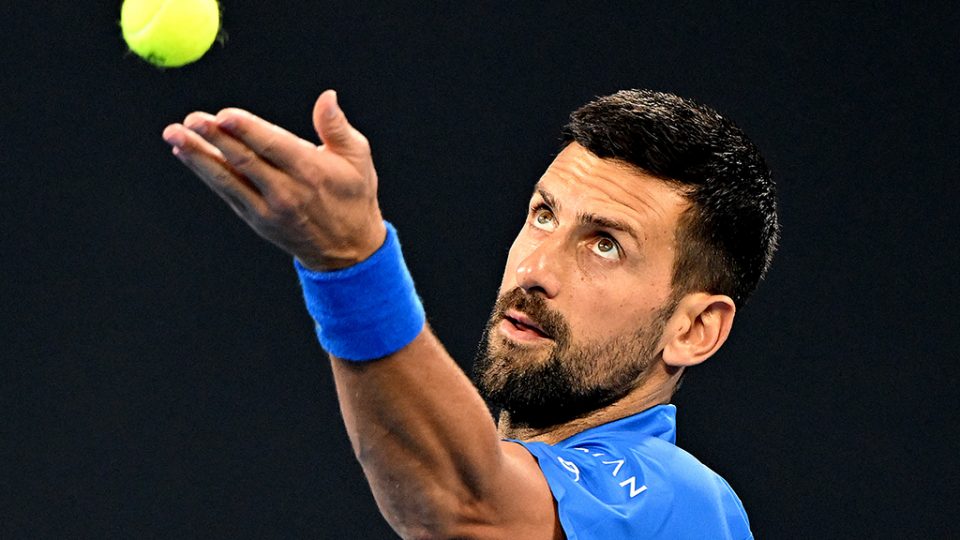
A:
[{"left": 536, "top": 143, "right": 688, "bottom": 233}]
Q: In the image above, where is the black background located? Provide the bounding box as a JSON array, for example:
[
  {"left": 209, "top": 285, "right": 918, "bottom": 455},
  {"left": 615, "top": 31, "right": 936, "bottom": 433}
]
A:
[{"left": 3, "top": 1, "right": 958, "bottom": 538}]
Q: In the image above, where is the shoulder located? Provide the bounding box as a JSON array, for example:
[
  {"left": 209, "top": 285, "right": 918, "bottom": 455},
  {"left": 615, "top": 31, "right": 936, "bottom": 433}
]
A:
[
  {"left": 513, "top": 431, "right": 751, "bottom": 539},
  {"left": 639, "top": 437, "right": 752, "bottom": 535}
]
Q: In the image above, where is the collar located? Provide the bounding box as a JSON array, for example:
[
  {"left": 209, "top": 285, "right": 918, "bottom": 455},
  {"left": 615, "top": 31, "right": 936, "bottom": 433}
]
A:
[{"left": 560, "top": 404, "right": 678, "bottom": 446}]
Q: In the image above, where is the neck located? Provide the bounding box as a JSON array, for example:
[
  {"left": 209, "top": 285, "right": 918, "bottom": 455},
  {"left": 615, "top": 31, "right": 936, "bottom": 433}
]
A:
[{"left": 497, "top": 364, "right": 681, "bottom": 445}]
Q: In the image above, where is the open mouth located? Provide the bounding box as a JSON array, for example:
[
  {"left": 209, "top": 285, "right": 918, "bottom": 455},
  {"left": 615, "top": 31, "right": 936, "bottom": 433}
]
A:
[{"left": 503, "top": 310, "right": 552, "bottom": 339}]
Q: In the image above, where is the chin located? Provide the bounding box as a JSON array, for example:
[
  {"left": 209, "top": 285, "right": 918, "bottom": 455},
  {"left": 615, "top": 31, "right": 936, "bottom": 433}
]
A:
[{"left": 489, "top": 334, "right": 554, "bottom": 368}]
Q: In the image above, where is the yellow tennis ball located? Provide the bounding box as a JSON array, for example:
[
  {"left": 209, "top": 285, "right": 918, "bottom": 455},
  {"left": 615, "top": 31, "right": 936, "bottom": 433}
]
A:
[{"left": 121, "top": 0, "right": 221, "bottom": 68}]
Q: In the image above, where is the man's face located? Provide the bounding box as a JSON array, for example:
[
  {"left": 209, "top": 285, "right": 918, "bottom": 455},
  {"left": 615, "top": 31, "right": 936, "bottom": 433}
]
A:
[{"left": 474, "top": 143, "right": 688, "bottom": 428}]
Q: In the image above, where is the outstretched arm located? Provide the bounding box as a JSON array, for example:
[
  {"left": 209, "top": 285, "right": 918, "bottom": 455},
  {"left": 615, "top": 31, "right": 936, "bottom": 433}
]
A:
[{"left": 162, "top": 91, "right": 561, "bottom": 539}]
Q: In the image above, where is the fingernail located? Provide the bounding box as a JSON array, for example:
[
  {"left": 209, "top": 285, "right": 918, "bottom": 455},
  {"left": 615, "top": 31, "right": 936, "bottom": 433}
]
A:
[
  {"left": 218, "top": 117, "right": 236, "bottom": 130},
  {"left": 325, "top": 91, "right": 339, "bottom": 119},
  {"left": 164, "top": 131, "right": 186, "bottom": 147}
]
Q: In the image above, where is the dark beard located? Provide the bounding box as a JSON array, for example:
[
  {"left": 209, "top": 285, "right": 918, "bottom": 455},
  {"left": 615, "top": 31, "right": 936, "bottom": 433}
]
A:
[{"left": 472, "top": 287, "right": 669, "bottom": 430}]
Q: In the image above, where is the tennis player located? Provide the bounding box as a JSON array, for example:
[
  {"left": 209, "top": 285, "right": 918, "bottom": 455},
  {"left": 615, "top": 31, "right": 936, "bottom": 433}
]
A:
[{"left": 163, "top": 89, "right": 777, "bottom": 539}]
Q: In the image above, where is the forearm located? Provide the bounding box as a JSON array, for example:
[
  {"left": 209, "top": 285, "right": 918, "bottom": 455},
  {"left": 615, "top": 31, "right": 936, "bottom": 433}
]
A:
[
  {"left": 330, "top": 328, "right": 506, "bottom": 537},
  {"left": 164, "top": 93, "right": 557, "bottom": 538},
  {"left": 292, "top": 218, "right": 514, "bottom": 535}
]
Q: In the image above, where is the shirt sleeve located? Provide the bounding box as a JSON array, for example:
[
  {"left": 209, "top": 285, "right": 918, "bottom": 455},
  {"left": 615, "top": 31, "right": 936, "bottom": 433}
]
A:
[{"left": 510, "top": 439, "right": 751, "bottom": 540}]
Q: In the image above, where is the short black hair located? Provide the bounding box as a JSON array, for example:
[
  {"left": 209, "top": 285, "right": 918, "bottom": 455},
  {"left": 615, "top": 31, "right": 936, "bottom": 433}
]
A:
[{"left": 562, "top": 89, "right": 779, "bottom": 306}]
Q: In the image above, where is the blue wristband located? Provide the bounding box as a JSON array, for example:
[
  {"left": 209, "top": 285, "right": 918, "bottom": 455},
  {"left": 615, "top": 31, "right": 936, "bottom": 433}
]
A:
[{"left": 294, "top": 221, "right": 426, "bottom": 361}]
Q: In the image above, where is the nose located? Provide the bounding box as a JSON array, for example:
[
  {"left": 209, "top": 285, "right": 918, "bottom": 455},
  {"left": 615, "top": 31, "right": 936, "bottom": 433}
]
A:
[{"left": 515, "top": 236, "right": 562, "bottom": 299}]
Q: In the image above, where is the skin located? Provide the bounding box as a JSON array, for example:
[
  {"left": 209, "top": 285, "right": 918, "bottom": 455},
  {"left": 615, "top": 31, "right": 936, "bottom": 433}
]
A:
[
  {"left": 162, "top": 90, "right": 736, "bottom": 539},
  {"left": 484, "top": 148, "right": 713, "bottom": 441}
]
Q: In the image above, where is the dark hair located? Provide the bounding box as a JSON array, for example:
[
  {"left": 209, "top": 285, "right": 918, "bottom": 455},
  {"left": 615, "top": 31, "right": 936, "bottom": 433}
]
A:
[{"left": 562, "top": 89, "right": 779, "bottom": 306}]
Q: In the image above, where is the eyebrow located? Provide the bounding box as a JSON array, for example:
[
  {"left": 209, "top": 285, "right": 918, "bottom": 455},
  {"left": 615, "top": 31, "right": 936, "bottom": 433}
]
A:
[
  {"left": 537, "top": 187, "right": 560, "bottom": 212},
  {"left": 535, "top": 187, "right": 641, "bottom": 246}
]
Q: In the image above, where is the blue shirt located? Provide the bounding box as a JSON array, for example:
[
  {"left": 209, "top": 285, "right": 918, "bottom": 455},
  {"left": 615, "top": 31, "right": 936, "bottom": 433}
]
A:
[{"left": 512, "top": 405, "right": 752, "bottom": 539}]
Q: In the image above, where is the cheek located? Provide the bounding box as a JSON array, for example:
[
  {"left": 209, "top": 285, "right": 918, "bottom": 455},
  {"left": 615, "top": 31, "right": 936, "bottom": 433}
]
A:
[
  {"left": 568, "top": 293, "right": 625, "bottom": 340},
  {"left": 567, "top": 283, "right": 668, "bottom": 342}
]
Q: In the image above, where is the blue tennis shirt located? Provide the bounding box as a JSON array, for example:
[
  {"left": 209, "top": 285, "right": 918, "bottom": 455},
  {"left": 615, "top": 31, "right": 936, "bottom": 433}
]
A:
[{"left": 512, "top": 405, "right": 752, "bottom": 539}]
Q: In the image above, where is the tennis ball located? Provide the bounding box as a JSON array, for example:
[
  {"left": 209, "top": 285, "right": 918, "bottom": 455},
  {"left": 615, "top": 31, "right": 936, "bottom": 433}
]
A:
[{"left": 121, "top": 0, "right": 221, "bottom": 68}]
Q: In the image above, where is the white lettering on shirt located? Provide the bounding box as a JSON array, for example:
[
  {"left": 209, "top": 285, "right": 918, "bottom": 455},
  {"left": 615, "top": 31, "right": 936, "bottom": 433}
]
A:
[
  {"left": 561, "top": 448, "right": 648, "bottom": 499},
  {"left": 619, "top": 476, "right": 648, "bottom": 498},
  {"left": 557, "top": 457, "right": 581, "bottom": 482},
  {"left": 601, "top": 459, "right": 625, "bottom": 477}
]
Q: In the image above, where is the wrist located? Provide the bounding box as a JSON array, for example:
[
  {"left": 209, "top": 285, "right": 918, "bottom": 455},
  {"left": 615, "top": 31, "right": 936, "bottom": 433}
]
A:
[
  {"left": 297, "top": 219, "right": 388, "bottom": 271},
  {"left": 295, "top": 221, "right": 426, "bottom": 361}
]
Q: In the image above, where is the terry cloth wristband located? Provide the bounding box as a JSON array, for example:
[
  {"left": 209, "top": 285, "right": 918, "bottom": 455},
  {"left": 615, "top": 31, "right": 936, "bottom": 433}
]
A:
[{"left": 294, "top": 221, "right": 426, "bottom": 361}]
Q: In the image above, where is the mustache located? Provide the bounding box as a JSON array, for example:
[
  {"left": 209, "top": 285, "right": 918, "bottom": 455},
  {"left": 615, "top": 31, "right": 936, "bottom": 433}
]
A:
[{"left": 493, "top": 288, "right": 569, "bottom": 341}]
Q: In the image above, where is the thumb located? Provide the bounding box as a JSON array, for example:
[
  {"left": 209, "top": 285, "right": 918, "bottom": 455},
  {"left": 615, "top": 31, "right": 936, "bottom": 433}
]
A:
[{"left": 313, "top": 90, "right": 367, "bottom": 156}]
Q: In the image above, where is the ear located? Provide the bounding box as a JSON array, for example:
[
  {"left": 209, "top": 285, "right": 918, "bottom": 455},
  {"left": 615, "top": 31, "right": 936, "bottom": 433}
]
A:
[{"left": 661, "top": 293, "right": 736, "bottom": 368}]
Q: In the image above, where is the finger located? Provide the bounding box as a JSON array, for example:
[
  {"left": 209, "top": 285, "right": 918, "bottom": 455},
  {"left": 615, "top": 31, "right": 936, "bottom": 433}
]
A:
[
  {"left": 164, "top": 121, "right": 230, "bottom": 165},
  {"left": 312, "top": 90, "right": 370, "bottom": 158},
  {"left": 212, "top": 108, "right": 316, "bottom": 172},
  {"left": 163, "top": 124, "right": 269, "bottom": 217},
  {"left": 183, "top": 112, "right": 288, "bottom": 197}
]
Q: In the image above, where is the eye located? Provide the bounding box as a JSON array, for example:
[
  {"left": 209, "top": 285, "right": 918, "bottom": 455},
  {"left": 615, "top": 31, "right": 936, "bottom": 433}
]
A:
[
  {"left": 530, "top": 204, "right": 557, "bottom": 231},
  {"left": 591, "top": 236, "right": 621, "bottom": 260}
]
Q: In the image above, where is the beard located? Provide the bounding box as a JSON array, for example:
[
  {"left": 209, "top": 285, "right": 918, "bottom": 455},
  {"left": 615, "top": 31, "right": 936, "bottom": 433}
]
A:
[{"left": 472, "top": 287, "right": 672, "bottom": 429}]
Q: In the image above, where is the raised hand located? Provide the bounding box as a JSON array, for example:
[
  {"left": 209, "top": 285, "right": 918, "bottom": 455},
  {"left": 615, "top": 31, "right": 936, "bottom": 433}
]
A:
[{"left": 162, "top": 90, "right": 386, "bottom": 270}]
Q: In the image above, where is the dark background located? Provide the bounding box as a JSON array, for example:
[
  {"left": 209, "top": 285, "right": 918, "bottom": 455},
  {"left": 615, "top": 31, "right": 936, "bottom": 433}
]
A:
[{"left": 3, "top": 1, "right": 958, "bottom": 538}]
